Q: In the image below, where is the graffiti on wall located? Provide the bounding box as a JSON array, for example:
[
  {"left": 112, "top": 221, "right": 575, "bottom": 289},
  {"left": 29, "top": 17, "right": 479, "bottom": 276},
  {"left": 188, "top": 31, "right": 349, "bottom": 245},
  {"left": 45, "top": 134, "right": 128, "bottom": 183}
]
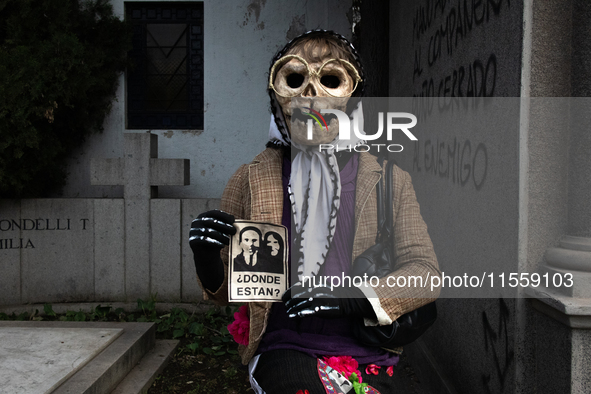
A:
[
  {"left": 481, "top": 298, "right": 514, "bottom": 393},
  {"left": 411, "top": 0, "right": 512, "bottom": 98},
  {"left": 412, "top": 138, "right": 488, "bottom": 190}
]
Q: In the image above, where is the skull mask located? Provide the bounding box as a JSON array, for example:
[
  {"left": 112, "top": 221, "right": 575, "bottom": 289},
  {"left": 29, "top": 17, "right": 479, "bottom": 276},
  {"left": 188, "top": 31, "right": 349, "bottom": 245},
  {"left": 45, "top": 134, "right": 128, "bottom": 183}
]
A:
[{"left": 268, "top": 32, "right": 363, "bottom": 145}]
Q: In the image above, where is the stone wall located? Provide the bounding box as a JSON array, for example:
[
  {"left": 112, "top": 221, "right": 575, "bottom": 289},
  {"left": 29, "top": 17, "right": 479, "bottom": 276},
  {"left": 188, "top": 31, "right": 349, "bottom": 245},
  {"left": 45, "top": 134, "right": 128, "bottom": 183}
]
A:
[
  {"left": 390, "top": 0, "right": 523, "bottom": 97},
  {"left": 388, "top": 1, "right": 524, "bottom": 393},
  {"left": 0, "top": 198, "right": 221, "bottom": 304}
]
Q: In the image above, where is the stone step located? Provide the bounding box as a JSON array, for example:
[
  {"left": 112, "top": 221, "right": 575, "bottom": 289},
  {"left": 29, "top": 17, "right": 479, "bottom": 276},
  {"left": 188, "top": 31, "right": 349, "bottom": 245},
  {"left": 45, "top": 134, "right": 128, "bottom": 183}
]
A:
[
  {"left": 0, "top": 321, "right": 156, "bottom": 394},
  {"left": 111, "top": 340, "right": 180, "bottom": 394}
]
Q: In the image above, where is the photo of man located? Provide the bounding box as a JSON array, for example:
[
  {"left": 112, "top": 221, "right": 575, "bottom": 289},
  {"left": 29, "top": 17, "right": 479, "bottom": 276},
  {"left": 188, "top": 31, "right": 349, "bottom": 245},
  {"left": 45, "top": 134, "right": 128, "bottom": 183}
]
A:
[{"left": 233, "top": 226, "right": 262, "bottom": 272}]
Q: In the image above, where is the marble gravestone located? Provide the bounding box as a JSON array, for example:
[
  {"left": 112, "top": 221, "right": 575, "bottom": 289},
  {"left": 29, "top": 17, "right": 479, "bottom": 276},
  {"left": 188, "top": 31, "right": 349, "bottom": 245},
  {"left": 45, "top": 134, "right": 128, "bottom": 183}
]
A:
[
  {"left": 0, "top": 327, "right": 121, "bottom": 394},
  {"left": 0, "top": 321, "right": 170, "bottom": 394}
]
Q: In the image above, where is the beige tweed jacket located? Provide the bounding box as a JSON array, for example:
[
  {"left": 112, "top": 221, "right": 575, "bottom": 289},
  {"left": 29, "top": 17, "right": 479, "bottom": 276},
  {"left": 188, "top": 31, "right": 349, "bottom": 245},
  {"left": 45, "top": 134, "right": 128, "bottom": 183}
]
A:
[{"left": 201, "top": 147, "right": 441, "bottom": 365}]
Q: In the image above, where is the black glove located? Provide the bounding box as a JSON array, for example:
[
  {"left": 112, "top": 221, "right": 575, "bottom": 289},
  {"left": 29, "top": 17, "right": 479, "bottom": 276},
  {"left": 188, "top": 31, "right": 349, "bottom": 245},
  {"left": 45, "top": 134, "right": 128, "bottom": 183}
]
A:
[
  {"left": 189, "top": 209, "right": 236, "bottom": 292},
  {"left": 282, "top": 284, "right": 377, "bottom": 320}
]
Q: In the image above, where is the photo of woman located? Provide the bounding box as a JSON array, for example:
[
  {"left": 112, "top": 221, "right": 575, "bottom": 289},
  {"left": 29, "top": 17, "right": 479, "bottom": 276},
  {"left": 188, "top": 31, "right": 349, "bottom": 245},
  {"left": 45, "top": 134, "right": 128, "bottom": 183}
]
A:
[{"left": 258, "top": 231, "right": 284, "bottom": 274}]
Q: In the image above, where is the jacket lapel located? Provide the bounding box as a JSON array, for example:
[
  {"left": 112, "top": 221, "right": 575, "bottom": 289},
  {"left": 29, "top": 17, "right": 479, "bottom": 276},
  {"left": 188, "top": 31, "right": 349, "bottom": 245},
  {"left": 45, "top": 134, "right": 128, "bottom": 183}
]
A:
[{"left": 354, "top": 153, "right": 382, "bottom": 230}]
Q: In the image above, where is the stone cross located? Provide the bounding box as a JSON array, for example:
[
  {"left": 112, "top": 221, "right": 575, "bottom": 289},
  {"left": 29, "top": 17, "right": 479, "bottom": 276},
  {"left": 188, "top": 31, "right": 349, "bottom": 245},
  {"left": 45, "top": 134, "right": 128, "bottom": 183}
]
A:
[
  {"left": 90, "top": 133, "right": 189, "bottom": 198},
  {"left": 90, "top": 132, "right": 190, "bottom": 299}
]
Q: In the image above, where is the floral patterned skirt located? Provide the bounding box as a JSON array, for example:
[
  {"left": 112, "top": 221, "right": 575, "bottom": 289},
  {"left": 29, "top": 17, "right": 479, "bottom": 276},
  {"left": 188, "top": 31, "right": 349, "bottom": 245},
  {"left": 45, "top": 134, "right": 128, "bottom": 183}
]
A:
[{"left": 250, "top": 349, "right": 401, "bottom": 394}]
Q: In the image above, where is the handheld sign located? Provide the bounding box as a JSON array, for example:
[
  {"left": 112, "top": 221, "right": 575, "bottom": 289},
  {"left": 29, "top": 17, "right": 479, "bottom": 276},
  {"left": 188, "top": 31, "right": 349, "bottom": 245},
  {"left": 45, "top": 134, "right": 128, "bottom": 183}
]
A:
[{"left": 228, "top": 220, "right": 288, "bottom": 302}]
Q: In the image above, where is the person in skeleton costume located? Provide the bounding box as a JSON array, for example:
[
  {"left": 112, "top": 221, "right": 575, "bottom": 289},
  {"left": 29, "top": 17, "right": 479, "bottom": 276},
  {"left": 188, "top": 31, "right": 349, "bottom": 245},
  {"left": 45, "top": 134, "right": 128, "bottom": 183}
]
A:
[{"left": 190, "top": 30, "right": 441, "bottom": 393}]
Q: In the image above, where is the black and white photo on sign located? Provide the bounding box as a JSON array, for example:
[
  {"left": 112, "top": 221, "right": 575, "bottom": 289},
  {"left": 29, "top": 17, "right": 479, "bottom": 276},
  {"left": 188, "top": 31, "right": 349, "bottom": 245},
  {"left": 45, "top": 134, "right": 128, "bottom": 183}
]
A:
[{"left": 228, "top": 220, "right": 288, "bottom": 302}]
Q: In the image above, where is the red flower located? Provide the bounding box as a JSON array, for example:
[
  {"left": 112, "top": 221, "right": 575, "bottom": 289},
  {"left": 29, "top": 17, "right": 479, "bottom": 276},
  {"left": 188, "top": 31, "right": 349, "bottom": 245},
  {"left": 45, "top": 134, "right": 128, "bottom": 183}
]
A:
[
  {"left": 227, "top": 305, "right": 249, "bottom": 346},
  {"left": 323, "top": 355, "right": 362, "bottom": 381},
  {"left": 386, "top": 365, "right": 394, "bottom": 377},
  {"left": 296, "top": 390, "right": 309, "bottom": 394},
  {"left": 365, "top": 364, "right": 381, "bottom": 375}
]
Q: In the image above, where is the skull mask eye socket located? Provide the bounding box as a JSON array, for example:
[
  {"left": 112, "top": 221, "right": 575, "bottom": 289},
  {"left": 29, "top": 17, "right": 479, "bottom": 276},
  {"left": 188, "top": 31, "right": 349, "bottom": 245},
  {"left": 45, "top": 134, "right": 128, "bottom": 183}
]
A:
[
  {"left": 270, "top": 56, "right": 310, "bottom": 97},
  {"left": 320, "top": 75, "right": 340, "bottom": 89},
  {"left": 286, "top": 73, "right": 305, "bottom": 89},
  {"left": 315, "top": 59, "right": 360, "bottom": 96}
]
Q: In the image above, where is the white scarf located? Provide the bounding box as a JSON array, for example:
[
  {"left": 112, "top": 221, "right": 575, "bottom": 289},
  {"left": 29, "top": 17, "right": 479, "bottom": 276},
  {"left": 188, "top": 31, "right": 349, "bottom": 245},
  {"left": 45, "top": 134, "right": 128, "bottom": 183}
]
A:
[{"left": 268, "top": 103, "right": 366, "bottom": 280}]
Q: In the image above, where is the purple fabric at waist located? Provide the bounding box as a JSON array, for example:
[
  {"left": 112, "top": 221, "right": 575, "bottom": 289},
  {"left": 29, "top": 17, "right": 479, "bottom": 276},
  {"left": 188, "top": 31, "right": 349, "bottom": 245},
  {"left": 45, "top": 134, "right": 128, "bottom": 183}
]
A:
[{"left": 257, "top": 152, "right": 399, "bottom": 366}]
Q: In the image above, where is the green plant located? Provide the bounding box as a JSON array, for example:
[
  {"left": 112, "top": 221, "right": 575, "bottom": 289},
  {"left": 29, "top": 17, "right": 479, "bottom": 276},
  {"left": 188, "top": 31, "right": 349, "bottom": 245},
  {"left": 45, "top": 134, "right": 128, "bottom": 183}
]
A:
[
  {"left": 137, "top": 295, "right": 158, "bottom": 321},
  {"left": 89, "top": 305, "right": 112, "bottom": 321},
  {"left": 43, "top": 303, "right": 57, "bottom": 317},
  {"left": 58, "top": 310, "right": 87, "bottom": 321},
  {"left": 0, "top": 0, "right": 131, "bottom": 197},
  {"left": 198, "top": 308, "right": 237, "bottom": 357}
]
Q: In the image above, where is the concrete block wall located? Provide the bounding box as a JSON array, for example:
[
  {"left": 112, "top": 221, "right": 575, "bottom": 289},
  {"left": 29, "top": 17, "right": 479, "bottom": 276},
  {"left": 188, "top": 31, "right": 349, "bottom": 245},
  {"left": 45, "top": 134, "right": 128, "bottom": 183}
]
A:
[{"left": 0, "top": 198, "right": 219, "bottom": 305}]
